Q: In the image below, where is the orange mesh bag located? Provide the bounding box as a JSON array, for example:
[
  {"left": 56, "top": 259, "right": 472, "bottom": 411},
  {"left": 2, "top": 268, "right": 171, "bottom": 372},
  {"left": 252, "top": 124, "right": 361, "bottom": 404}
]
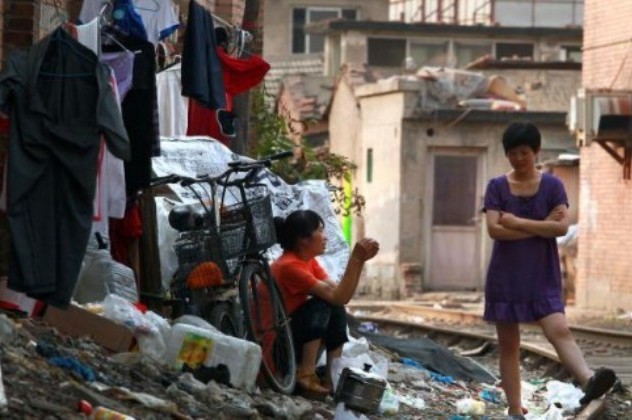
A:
[{"left": 186, "top": 262, "right": 224, "bottom": 289}]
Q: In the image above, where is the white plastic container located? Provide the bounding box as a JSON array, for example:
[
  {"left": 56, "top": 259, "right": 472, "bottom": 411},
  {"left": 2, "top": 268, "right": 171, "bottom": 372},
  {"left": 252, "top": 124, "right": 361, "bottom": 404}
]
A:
[{"left": 165, "top": 323, "right": 262, "bottom": 392}]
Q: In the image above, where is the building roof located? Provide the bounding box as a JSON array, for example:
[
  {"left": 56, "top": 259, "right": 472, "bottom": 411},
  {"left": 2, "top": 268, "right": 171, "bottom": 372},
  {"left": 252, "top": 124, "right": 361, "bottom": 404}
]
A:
[
  {"left": 466, "top": 56, "right": 582, "bottom": 71},
  {"left": 278, "top": 75, "right": 335, "bottom": 121},
  {"left": 311, "top": 20, "right": 583, "bottom": 40},
  {"left": 263, "top": 54, "right": 325, "bottom": 106},
  {"left": 406, "top": 108, "right": 568, "bottom": 124},
  {"left": 480, "top": 68, "right": 580, "bottom": 113}
]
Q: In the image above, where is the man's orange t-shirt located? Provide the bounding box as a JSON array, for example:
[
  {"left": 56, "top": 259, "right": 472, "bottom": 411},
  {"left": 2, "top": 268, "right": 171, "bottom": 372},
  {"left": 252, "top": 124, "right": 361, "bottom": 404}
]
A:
[{"left": 271, "top": 251, "right": 329, "bottom": 314}]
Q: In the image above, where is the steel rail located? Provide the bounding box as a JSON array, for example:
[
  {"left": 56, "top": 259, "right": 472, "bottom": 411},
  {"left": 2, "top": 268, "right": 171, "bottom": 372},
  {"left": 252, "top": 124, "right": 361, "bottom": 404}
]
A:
[{"left": 348, "top": 303, "right": 619, "bottom": 420}]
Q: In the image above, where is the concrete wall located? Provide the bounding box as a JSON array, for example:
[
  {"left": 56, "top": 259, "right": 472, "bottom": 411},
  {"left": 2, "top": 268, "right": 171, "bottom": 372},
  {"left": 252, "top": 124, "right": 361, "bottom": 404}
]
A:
[
  {"left": 353, "top": 80, "right": 408, "bottom": 298},
  {"left": 330, "top": 30, "right": 581, "bottom": 76},
  {"left": 262, "top": 0, "right": 389, "bottom": 61},
  {"left": 331, "top": 78, "right": 575, "bottom": 298},
  {"left": 328, "top": 77, "right": 365, "bottom": 256},
  {"left": 576, "top": 0, "right": 632, "bottom": 310}
]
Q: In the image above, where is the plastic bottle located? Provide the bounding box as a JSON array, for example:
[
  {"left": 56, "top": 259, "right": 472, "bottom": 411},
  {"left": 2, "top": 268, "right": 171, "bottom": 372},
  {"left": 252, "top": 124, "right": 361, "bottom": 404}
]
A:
[
  {"left": 164, "top": 323, "right": 262, "bottom": 392},
  {"left": 90, "top": 406, "right": 136, "bottom": 420},
  {"left": 78, "top": 400, "right": 135, "bottom": 420}
]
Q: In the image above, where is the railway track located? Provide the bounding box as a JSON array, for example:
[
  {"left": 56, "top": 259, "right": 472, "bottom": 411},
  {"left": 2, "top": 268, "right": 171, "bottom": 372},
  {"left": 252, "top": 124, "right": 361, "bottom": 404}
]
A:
[{"left": 347, "top": 301, "right": 632, "bottom": 419}]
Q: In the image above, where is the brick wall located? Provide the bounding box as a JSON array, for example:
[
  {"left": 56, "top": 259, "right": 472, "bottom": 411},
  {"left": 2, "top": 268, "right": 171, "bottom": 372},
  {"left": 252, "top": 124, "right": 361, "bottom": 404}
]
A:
[
  {"left": 578, "top": 0, "right": 632, "bottom": 309},
  {"left": 3, "top": 0, "right": 37, "bottom": 57}
]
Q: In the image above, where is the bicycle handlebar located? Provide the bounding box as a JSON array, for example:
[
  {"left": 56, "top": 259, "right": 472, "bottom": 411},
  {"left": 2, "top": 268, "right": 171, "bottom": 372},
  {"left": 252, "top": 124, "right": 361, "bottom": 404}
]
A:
[
  {"left": 227, "top": 150, "right": 294, "bottom": 169},
  {"left": 151, "top": 150, "right": 294, "bottom": 189},
  {"left": 149, "top": 174, "right": 182, "bottom": 187}
]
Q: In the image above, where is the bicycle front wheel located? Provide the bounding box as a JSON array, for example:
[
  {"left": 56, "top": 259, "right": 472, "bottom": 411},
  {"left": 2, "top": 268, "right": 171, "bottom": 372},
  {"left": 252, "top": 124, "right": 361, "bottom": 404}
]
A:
[{"left": 239, "top": 262, "right": 296, "bottom": 394}]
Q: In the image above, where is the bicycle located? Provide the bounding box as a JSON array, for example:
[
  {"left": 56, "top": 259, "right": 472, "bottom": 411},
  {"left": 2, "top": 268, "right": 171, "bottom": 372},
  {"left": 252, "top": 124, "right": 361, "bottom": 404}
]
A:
[{"left": 152, "top": 151, "right": 296, "bottom": 394}]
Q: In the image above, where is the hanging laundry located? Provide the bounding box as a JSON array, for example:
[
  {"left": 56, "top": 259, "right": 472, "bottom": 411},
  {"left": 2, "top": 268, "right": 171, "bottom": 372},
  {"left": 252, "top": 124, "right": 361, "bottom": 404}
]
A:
[
  {"left": 187, "top": 47, "right": 270, "bottom": 144},
  {"left": 103, "top": 33, "right": 159, "bottom": 193},
  {"left": 80, "top": 0, "right": 148, "bottom": 41},
  {"left": 109, "top": 203, "right": 143, "bottom": 268},
  {"left": 134, "top": 0, "right": 180, "bottom": 44},
  {"left": 187, "top": 101, "right": 230, "bottom": 145},
  {"left": 181, "top": 0, "right": 226, "bottom": 110},
  {"left": 75, "top": 17, "right": 100, "bottom": 54},
  {"left": 88, "top": 67, "right": 132, "bottom": 246},
  {"left": 101, "top": 51, "right": 135, "bottom": 101},
  {"left": 157, "top": 63, "right": 189, "bottom": 137},
  {"left": 0, "top": 27, "right": 130, "bottom": 308}
]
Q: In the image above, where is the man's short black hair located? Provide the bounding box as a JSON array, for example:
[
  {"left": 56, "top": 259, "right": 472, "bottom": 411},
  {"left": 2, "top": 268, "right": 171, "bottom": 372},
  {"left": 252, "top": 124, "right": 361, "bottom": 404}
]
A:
[{"left": 502, "top": 121, "right": 541, "bottom": 153}]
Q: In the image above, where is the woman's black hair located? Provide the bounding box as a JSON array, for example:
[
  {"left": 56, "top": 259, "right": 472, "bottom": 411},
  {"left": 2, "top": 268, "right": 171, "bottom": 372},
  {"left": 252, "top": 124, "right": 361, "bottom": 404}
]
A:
[
  {"left": 502, "top": 121, "right": 541, "bottom": 153},
  {"left": 274, "top": 210, "right": 324, "bottom": 251}
]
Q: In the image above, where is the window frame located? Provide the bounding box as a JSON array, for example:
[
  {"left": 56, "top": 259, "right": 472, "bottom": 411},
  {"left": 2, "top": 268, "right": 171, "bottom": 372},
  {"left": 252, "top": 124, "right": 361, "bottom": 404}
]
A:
[
  {"left": 494, "top": 41, "right": 535, "bottom": 60},
  {"left": 367, "top": 36, "right": 408, "bottom": 67},
  {"left": 291, "top": 6, "right": 358, "bottom": 54}
]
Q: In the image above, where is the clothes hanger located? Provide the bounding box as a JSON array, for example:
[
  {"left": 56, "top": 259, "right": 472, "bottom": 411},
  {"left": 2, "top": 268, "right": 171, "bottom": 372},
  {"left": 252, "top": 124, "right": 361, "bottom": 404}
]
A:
[
  {"left": 39, "top": 30, "right": 95, "bottom": 77},
  {"left": 102, "top": 31, "right": 138, "bottom": 55}
]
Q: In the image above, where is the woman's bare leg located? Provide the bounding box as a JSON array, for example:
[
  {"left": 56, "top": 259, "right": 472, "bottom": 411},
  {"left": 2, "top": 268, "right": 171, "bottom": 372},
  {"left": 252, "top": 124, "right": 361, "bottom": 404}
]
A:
[
  {"left": 537, "top": 313, "right": 593, "bottom": 386},
  {"left": 497, "top": 322, "right": 523, "bottom": 415},
  {"left": 299, "top": 339, "right": 323, "bottom": 374}
]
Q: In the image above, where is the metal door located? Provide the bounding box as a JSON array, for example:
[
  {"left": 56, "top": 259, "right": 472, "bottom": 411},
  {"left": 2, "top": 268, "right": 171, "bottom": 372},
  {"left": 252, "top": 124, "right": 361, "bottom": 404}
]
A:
[{"left": 426, "top": 150, "right": 484, "bottom": 290}]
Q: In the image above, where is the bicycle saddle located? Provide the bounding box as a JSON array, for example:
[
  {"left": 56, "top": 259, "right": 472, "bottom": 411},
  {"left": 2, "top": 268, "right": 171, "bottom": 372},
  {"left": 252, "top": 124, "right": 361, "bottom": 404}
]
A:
[{"left": 169, "top": 203, "right": 212, "bottom": 232}]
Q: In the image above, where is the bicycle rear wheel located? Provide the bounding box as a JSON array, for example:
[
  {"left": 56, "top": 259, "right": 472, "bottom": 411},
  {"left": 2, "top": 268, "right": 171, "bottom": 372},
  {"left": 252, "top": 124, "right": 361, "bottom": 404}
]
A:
[
  {"left": 207, "top": 302, "right": 239, "bottom": 337},
  {"left": 239, "top": 262, "right": 296, "bottom": 394}
]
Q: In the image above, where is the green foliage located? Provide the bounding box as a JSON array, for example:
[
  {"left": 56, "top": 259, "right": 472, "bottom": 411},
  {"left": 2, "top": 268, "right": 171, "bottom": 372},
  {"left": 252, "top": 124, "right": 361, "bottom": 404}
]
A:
[{"left": 249, "top": 87, "right": 365, "bottom": 217}]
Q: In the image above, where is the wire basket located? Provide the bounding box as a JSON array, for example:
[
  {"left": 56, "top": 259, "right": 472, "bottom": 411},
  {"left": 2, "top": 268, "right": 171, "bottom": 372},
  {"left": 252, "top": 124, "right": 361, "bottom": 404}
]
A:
[
  {"left": 174, "top": 225, "right": 243, "bottom": 281},
  {"left": 220, "top": 193, "right": 276, "bottom": 256}
]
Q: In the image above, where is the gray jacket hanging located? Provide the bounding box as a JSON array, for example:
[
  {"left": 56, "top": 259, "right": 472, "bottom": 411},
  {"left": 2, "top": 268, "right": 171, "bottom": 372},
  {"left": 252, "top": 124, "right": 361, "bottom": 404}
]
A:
[{"left": 0, "top": 27, "right": 130, "bottom": 308}]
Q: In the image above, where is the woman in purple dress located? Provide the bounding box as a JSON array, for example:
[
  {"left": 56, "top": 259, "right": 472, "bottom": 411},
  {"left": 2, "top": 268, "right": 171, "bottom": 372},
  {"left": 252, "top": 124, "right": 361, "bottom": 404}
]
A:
[{"left": 483, "top": 122, "right": 617, "bottom": 419}]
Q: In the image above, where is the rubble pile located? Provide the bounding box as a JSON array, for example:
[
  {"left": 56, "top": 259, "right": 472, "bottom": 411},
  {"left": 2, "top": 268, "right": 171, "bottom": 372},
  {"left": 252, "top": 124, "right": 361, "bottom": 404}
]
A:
[{"left": 4, "top": 308, "right": 627, "bottom": 420}]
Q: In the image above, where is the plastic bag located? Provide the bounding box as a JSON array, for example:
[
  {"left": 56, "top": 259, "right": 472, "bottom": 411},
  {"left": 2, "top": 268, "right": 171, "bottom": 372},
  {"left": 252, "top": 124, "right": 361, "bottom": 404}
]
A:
[
  {"left": 455, "top": 398, "right": 485, "bottom": 415},
  {"left": 545, "top": 380, "right": 584, "bottom": 412},
  {"left": 102, "top": 294, "right": 166, "bottom": 361},
  {"left": 378, "top": 385, "right": 400, "bottom": 415},
  {"left": 74, "top": 249, "right": 138, "bottom": 304}
]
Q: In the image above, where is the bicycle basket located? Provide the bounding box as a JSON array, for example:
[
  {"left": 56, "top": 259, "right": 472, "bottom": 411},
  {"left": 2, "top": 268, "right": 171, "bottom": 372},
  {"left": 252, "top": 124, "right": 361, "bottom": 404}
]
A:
[
  {"left": 221, "top": 193, "right": 276, "bottom": 256},
  {"left": 175, "top": 229, "right": 231, "bottom": 280}
]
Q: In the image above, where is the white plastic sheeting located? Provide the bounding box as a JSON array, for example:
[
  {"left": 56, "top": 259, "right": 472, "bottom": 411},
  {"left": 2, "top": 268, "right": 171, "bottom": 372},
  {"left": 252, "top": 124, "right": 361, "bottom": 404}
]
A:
[{"left": 152, "top": 137, "right": 350, "bottom": 293}]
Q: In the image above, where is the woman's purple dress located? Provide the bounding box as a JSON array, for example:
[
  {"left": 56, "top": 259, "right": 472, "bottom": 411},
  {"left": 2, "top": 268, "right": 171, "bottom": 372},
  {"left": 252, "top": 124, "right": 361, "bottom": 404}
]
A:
[{"left": 483, "top": 172, "right": 568, "bottom": 323}]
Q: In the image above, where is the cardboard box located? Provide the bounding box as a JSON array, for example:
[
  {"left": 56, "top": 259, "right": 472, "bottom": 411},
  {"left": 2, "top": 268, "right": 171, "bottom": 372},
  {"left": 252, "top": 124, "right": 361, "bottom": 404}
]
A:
[
  {"left": 43, "top": 304, "right": 135, "bottom": 353},
  {"left": 0, "top": 278, "right": 40, "bottom": 317}
]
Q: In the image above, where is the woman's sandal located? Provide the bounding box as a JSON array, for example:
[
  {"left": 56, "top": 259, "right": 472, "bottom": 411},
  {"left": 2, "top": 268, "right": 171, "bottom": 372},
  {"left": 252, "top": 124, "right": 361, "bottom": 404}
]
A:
[
  {"left": 296, "top": 369, "right": 329, "bottom": 400},
  {"left": 579, "top": 367, "right": 617, "bottom": 405}
]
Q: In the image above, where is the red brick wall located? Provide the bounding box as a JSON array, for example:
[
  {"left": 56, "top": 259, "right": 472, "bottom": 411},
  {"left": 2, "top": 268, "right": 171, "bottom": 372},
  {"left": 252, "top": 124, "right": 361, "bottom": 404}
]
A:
[
  {"left": 3, "top": 0, "right": 37, "bottom": 57},
  {"left": 578, "top": 1, "right": 632, "bottom": 309}
]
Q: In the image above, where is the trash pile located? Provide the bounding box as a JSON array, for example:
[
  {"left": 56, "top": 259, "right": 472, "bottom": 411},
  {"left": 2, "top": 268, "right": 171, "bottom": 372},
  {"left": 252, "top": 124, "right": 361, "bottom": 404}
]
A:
[{"left": 0, "top": 300, "right": 604, "bottom": 420}]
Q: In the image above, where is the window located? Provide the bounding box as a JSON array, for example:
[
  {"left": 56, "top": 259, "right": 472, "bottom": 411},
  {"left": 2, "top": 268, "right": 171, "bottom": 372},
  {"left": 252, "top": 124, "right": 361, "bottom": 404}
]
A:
[
  {"left": 366, "top": 148, "right": 373, "bottom": 183},
  {"left": 368, "top": 38, "right": 407, "bottom": 67},
  {"left": 292, "top": 7, "right": 357, "bottom": 54},
  {"left": 562, "top": 45, "right": 582, "bottom": 62},
  {"left": 496, "top": 42, "right": 534, "bottom": 60},
  {"left": 410, "top": 41, "right": 449, "bottom": 67},
  {"left": 454, "top": 42, "right": 492, "bottom": 67}
]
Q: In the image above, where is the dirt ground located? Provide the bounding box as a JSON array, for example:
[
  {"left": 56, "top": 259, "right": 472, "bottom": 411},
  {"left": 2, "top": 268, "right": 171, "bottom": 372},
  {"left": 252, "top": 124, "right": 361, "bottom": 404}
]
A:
[{"left": 1, "top": 294, "right": 630, "bottom": 420}]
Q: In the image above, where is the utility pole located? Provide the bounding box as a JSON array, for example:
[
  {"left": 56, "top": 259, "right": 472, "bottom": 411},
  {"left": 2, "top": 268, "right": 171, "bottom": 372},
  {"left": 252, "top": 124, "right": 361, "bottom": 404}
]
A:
[{"left": 232, "top": 0, "right": 262, "bottom": 155}]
